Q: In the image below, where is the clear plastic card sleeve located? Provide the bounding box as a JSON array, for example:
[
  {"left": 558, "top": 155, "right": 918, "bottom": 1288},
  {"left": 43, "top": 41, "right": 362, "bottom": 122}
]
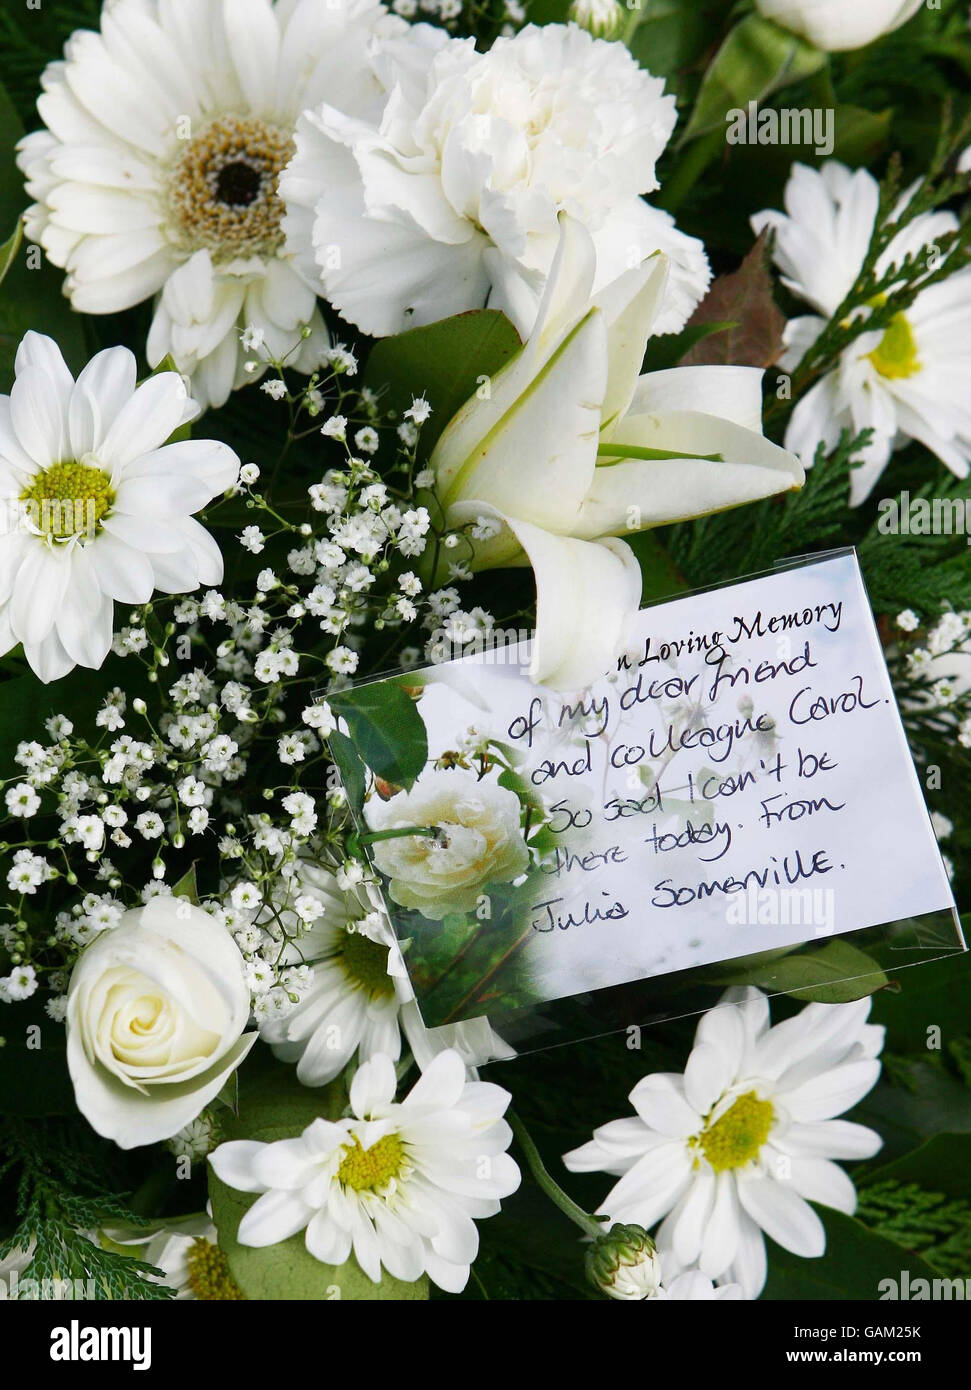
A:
[{"left": 326, "top": 548, "right": 965, "bottom": 1064}]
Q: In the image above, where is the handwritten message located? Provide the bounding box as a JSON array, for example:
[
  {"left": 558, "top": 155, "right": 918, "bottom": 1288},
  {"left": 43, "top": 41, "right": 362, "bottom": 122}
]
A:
[{"left": 354, "top": 553, "right": 957, "bottom": 1023}]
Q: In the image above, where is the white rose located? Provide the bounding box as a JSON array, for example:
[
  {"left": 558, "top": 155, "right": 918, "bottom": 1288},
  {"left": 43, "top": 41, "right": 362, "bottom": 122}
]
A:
[
  {"left": 754, "top": 0, "right": 923, "bottom": 51},
  {"left": 66, "top": 897, "right": 256, "bottom": 1149},
  {"left": 365, "top": 769, "right": 530, "bottom": 919},
  {"left": 282, "top": 22, "right": 709, "bottom": 340}
]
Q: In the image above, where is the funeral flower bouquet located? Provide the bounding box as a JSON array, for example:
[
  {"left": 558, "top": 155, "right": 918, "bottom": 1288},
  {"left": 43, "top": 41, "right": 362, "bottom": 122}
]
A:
[{"left": 1, "top": 0, "right": 970, "bottom": 1303}]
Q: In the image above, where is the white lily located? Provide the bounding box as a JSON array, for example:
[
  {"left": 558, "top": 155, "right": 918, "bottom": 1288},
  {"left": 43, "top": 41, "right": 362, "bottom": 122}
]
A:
[{"left": 429, "top": 216, "right": 805, "bottom": 690}]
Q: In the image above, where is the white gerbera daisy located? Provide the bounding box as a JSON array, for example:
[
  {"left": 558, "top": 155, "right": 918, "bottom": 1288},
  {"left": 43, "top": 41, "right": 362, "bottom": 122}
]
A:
[
  {"left": 752, "top": 160, "right": 971, "bottom": 504},
  {"left": 281, "top": 21, "right": 709, "bottom": 340},
  {"left": 0, "top": 332, "right": 239, "bottom": 682},
  {"left": 209, "top": 1049, "right": 521, "bottom": 1292},
  {"left": 563, "top": 987, "right": 884, "bottom": 1298},
  {"left": 257, "top": 861, "right": 514, "bottom": 1084},
  {"left": 16, "top": 0, "right": 405, "bottom": 409}
]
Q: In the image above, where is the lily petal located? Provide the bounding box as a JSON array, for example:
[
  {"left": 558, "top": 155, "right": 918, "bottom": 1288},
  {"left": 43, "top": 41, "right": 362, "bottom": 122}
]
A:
[
  {"left": 501, "top": 514, "right": 641, "bottom": 690},
  {"left": 628, "top": 366, "right": 768, "bottom": 435},
  {"left": 442, "top": 306, "right": 607, "bottom": 533},
  {"left": 431, "top": 214, "right": 596, "bottom": 502},
  {"left": 578, "top": 412, "right": 804, "bottom": 536}
]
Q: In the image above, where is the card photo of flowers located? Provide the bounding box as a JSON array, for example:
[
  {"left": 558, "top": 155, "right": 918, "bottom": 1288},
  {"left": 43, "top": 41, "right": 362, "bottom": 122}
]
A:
[{"left": 1, "top": 0, "right": 971, "bottom": 1307}]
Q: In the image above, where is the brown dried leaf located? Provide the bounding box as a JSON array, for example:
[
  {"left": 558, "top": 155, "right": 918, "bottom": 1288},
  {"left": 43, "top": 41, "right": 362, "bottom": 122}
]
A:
[{"left": 679, "top": 230, "right": 785, "bottom": 369}]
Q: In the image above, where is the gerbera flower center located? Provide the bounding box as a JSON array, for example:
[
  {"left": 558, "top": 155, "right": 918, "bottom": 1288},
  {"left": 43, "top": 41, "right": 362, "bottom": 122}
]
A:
[
  {"left": 185, "top": 1238, "right": 246, "bottom": 1300},
  {"left": 338, "top": 928, "right": 395, "bottom": 999},
  {"left": 867, "top": 311, "right": 921, "bottom": 380},
  {"left": 695, "top": 1090, "right": 774, "bottom": 1172},
  {"left": 20, "top": 459, "right": 115, "bottom": 541},
  {"left": 168, "top": 115, "right": 295, "bottom": 261},
  {"left": 336, "top": 1133, "right": 406, "bottom": 1192}
]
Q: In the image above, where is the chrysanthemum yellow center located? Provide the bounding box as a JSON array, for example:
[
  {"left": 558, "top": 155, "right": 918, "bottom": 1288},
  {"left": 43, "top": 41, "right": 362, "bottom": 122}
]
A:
[
  {"left": 338, "top": 928, "right": 395, "bottom": 999},
  {"left": 168, "top": 115, "right": 294, "bottom": 261},
  {"left": 867, "top": 311, "right": 921, "bottom": 380},
  {"left": 20, "top": 460, "right": 114, "bottom": 541},
  {"left": 694, "top": 1090, "right": 774, "bottom": 1173},
  {"left": 336, "top": 1133, "right": 406, "bottom": 1192},
  {"left": 185, "top": 1238, "right": 246, "bottom": 1300}
]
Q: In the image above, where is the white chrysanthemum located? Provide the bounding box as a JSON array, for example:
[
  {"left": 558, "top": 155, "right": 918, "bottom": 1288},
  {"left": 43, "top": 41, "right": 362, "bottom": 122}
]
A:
[
  {"left": 0, "top": 332, "right": 239, "bottom": 682},
  {"left": 209, "top": 1049, "right": 521, "bottom": 1292},
  {"left": 563, "top": 987, "right": 884, "bottom": 1299},
  {"left": 281, "top": 21, "right": 709, "bottom": 340},
  {"left": 16, "top": 0, "right": 405, "bottom": 409},
  {"left": 753, "top": 161, "right": 971, "bottom": 504}
]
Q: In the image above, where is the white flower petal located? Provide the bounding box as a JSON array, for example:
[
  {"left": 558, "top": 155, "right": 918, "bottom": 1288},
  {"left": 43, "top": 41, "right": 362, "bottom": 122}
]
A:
[{"left": 736, "top": 1175, "right": 826, "bottom": 1258}]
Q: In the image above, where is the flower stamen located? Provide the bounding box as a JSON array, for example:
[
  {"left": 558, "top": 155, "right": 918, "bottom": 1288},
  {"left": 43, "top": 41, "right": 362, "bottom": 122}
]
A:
[
  {"left": 337, "top": 928, "right": 395, "bottom": 1000},
  {"left": 168, "top": 115, "right": 294, "bottom": 260},
  {"left": 336, "top": 1133, "right": 407, "bottom": 1192},
  {"left": 20, "top": 460, "right": 115, "bottom": 542},
  {"left": 693, "top": 1090, "right": 774, "bottom": 1172}
]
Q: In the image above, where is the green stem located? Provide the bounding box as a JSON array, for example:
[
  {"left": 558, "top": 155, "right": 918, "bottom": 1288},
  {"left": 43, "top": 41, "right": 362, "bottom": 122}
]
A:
[
  {"left": 356, "top": 825, "right": 441, "bottom": 845},
  {"left": 508, "top": 1110, "right": 605, "bottom": 1241},
  {"left": 597, "top": 444, "right": 724, "bottom": 463}
]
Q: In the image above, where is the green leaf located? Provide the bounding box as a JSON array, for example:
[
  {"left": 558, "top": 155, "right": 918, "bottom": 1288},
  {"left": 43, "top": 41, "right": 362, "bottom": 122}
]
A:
[
  {"left": 762, "top": 1208, "right": 939, "bottom": 1300},
  {"left": 855, "top": 1062, "right": 971, "bottom": 1164},
  {"left": 0, "top": 999, "right": 75, "bottom": 1116},
  {"left": 707, "top": 939, "right": 888, "bottom": 1003},
  {"left": 681, "top": 14, "right": 828, "bottom": 145},
  {"left": 327, "top": 728, "right": 366, "bottom": 813},
  {"left": 208, "top": 1063, "right": 429, "bottom": 1301},
  {"left": 868, "top": 949, "right": 971, "bottom": 1054},
  {"left": 627, "top": 0, "right": 715, "bottom": 83},
  {"left": 363, "top": 309, "right": 521, "bottom": 459},
  {"left": 330, "top": 681, "right": 428, "bottom": 791},
  {"left": 862, "top": 1134, "right": 971, "bottom": 1204},
  {"left": 171, "top": 864, "right": 200, "bottom": 905}
]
